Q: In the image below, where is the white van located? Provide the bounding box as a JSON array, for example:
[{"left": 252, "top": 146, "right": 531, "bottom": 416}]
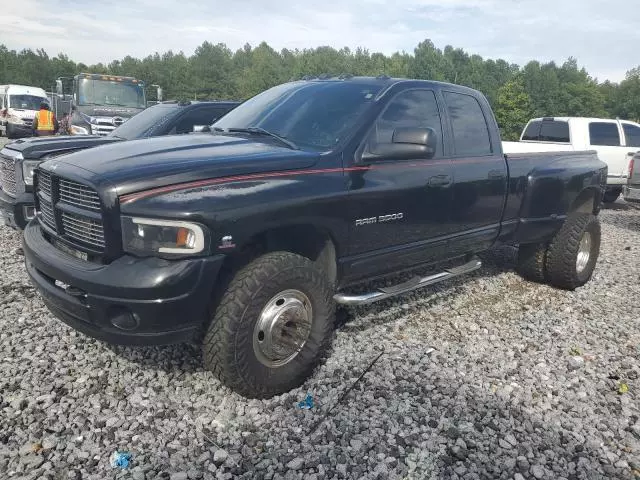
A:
[
  {"left": 0, "top": 84, "right": 50, "bottom": 139},
  {"left": 503, "top": 117, "right": 640, "bottom": 202}
]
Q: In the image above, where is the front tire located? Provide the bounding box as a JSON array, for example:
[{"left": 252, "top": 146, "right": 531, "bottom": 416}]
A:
[
  {"left": 545, "top": 213, "right": 601, "bottom": 290},
  {"left": 203, "top": 252, "right": 335, "bottom": 398}
]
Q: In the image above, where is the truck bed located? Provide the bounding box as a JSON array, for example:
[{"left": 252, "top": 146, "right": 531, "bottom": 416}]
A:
[{"left": 500, "top": 149, "right": 605, "bottom": 244}]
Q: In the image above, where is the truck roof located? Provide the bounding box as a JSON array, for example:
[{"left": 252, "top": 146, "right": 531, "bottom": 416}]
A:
[
  {"left": 0, "top": 84, "right": 48, "bottom": 95},
  {"left": 75, "top": 73, "right": 142, "bottom": 83},
  {"left": 528, "top": 116, "right": 637, "bottom": 124},
  {"left": 297, "top": 75, "right": 483, "bottom": 98}
]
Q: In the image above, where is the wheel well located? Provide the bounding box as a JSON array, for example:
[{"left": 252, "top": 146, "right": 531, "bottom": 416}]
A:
[
  {"left": 570, "top": 188, "right": 599, "bottom": 215},
  {"left": 222, "top": 225, "right": 338, "bottom": 286}
]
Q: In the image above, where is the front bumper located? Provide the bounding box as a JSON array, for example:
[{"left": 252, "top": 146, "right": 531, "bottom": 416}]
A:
[
  {"left": 0, "top": 189, "right": 36, "bottom": 229},
  {"left": 23, "top": 221, "right": 225, "bottom": 345},
  {"left": 623, "top": 185, "right": 640, "bottom": 203}
]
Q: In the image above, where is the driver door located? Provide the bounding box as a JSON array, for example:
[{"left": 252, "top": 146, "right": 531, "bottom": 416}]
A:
[{"left": 343, "top": 88, "right": 455, "bottom": 282}]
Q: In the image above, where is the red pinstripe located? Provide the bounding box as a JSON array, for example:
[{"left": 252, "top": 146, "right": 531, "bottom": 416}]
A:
[{"left": 119, "top": 156, "right": 507, "bottom": 204}]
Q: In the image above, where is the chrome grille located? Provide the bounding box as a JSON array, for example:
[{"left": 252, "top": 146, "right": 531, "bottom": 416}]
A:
[
  {"left": 61, "top": 212, "right": 105, "bottom": 248},
  {"left": 59, "top": 179, "right": 101, "bottom": 211},
  {"left": 39, "top": 198, "right": 56, "bottom": 231},
  {"left": 0, "top": 155, "right": 17, "bottom": 197}
]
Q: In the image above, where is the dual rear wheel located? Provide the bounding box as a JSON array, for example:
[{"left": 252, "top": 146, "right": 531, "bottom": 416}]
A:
[{"left": 517, "top": 213, "right": 601, "bottom": 290}]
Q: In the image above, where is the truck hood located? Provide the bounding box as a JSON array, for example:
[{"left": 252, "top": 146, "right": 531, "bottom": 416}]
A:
[
  {"left": 50, "top": 133, "right": 320, "bottom": 198},
  {"left": 4, "top": 135, "right": 121, "bottom": 160}
]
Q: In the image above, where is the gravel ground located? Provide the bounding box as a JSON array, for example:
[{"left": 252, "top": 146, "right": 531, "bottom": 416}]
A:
[{"left": 1, "top": 200, "right": 639, "bottom": 480}]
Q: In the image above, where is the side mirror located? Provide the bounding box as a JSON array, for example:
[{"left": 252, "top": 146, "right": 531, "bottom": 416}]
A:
[
  {"left": 55, "top": 79, "right": 63, "bottom": 97},
  {"left": 192, "top": 125, "right": 211, "bottom": 133},
  {"left": 363, "top": 127, "right": 437, "bottom": 161}
]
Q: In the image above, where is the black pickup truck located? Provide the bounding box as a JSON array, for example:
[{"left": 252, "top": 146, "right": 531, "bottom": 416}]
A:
[
  {"left": 0, "top": 100, "right": 239, "bottom": 229},
  {"left": 23, "top": 76, "right": 607, "bottom": 398}
]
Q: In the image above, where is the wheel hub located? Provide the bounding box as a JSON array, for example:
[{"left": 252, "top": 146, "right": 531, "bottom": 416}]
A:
[
  {"left": 253, "top": 289, "right": 313, "bottom": 367},
  {"left": 576, "top": 231, "right": 592, "bottom": 274}
]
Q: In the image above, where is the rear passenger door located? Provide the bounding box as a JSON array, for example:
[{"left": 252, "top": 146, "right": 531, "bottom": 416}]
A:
[
  {"left": 587, "top": 121, "right": 628, "bottom": 182},
  {"left": 442, "top": 90, "right": 508, "bottom": 256}
]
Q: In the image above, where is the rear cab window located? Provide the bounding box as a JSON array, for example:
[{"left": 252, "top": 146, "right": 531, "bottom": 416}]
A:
[
  {"left": 443, "top": 91, "right": 492, "bottom": 156},
  {"left": 522, "top": 120, "right": 570, "bottom": 143},
  {"left": 588, "top": 122, "right": 621, "bottom": 146}
]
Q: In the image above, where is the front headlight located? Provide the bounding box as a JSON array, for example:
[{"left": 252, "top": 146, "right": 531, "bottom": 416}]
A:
[
  {"left": 8, "top": 116, "right": 25, "bottom": 125},
  {"left": 22, "top": 160, "right": 41, "bottom": 186},
  {"left": 70, "top": 125, "right": 90, "bottom": 135},
  {"left": 121, "top": 216, "right": 208, "bottom": 256}
]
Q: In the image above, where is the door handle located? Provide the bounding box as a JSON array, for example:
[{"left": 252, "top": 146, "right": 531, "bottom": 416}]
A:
[
  {"left": 488, "top": 169, "right": 506, "bottom": 179},
  {"left": 428, "top": 174, "right": 452, "bottom": 187}
]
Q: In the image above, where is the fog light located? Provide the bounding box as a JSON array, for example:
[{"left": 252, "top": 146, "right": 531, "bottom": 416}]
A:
[
  {"left": 24, "top": 206, "right": 35, "bottom": 220},
  {"left": 110, "top": 310, "right": 140, "bottom": 331}
]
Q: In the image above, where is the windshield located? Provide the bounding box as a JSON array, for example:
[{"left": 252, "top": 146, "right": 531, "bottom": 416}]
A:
[
  {"left": 213, "top": 81, "right": 383, "bottom": 151},
  {"left": 109, "top": 104, "right": 177, "bottom": 140},
  {"left": 78, "top": 79, "right": 145, "bottom": 108},
  {"left": 9, "top": 95, "right": 48, "bottom": 111}
]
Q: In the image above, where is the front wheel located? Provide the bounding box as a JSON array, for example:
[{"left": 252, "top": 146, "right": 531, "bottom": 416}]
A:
[
  {"left": 203, "top": 252, "right": 335, "bottom": 398},
  {"left": 545, "top": 213, "right": 601, "bottom": 290}
]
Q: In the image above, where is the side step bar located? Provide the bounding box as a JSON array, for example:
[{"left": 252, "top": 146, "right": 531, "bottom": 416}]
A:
[{"left": 333, "top": 256, "right": 482, "bottom": 306}]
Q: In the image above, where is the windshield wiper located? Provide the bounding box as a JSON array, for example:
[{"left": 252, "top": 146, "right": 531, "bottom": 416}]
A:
[{"left": 226, "top": 127, "right": 299, "bottom": 150}]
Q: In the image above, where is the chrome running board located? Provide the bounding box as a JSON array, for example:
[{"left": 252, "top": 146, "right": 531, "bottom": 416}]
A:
[{"left": 333, "top": 257, "right": 482, "bottom": 306}]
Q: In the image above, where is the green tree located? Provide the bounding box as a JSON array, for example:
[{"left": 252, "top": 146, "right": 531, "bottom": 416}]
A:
[
  {"left": 0, "top": 40, "right": 637, "bottom": 126},
  {"left": 495, "top": 76, "right": 533, "bottom": 141}
]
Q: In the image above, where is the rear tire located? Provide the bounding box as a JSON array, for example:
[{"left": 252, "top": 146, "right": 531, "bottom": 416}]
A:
[
  {"left": 516, "top": 243, "right": 548, "bottom": 283},
  {"left": 203, "top": 251, "right": 335, "bottom": 398},
  {"left": 545, "top": 213, "right": 601, "bottom": 290}
]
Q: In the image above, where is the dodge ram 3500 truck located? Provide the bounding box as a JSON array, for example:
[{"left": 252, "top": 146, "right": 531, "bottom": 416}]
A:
[
  {"left": 23, "top": 77, "right": 607, "bottom": 398},
  {"left": 0, "top": 100, "right": 239, "bottom": 229}
]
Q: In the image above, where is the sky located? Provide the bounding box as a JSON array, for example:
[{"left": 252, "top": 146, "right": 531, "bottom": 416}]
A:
[{"left": 2, "top": 0, "right": 639, "bottom": 82}]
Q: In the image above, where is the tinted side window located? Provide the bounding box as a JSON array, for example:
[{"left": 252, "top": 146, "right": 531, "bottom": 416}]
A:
[
  {"left": 373, "top": 89, "right": 443, "bottom": 157},
  {"left": 173, "top": 107, "right": 223, "bottom": 134},
  {"left": 623, "top": 123, "right": 640, "bottom": 147},
  {"left": 522, "top": 121, "right": 541, "bottom": 140},
  {"left": 589, "top": 122, "right": 620, "bottom": 146},
  {"left": 443, "top": 92, "right": 492, "bottom": 155}
]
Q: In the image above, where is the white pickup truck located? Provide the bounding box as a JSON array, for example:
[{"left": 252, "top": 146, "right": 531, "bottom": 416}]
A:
[{"left": 503, "top": 117, "right": 640, "bottom": 203}]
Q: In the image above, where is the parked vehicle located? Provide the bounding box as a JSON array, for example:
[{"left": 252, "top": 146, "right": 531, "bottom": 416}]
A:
[
  {"left": 623, "top": 152, "right": 640, "bottom": 203},
  {"left": 503, "top": 117, "right": 640, "bottom": 203},
  {"left": 23, "top": 77, "right": 607, "bottom": 398},
  {"left": 0, "top": 85, "right": 51, "bottom": 139},
  {"left": 0, "top": 100, "right": 240, "bottom": 229},
  {"left": 51, "top": 73, "right": 163, "bottom": 137}
]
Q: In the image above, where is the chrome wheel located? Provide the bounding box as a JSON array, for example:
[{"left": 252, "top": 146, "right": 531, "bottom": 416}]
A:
[
  {"left": 253, "top": 289, "right": 313, "bottom": 368},
  {"left": 576, "top": 231, "right": 592, "bottom": 274}
]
